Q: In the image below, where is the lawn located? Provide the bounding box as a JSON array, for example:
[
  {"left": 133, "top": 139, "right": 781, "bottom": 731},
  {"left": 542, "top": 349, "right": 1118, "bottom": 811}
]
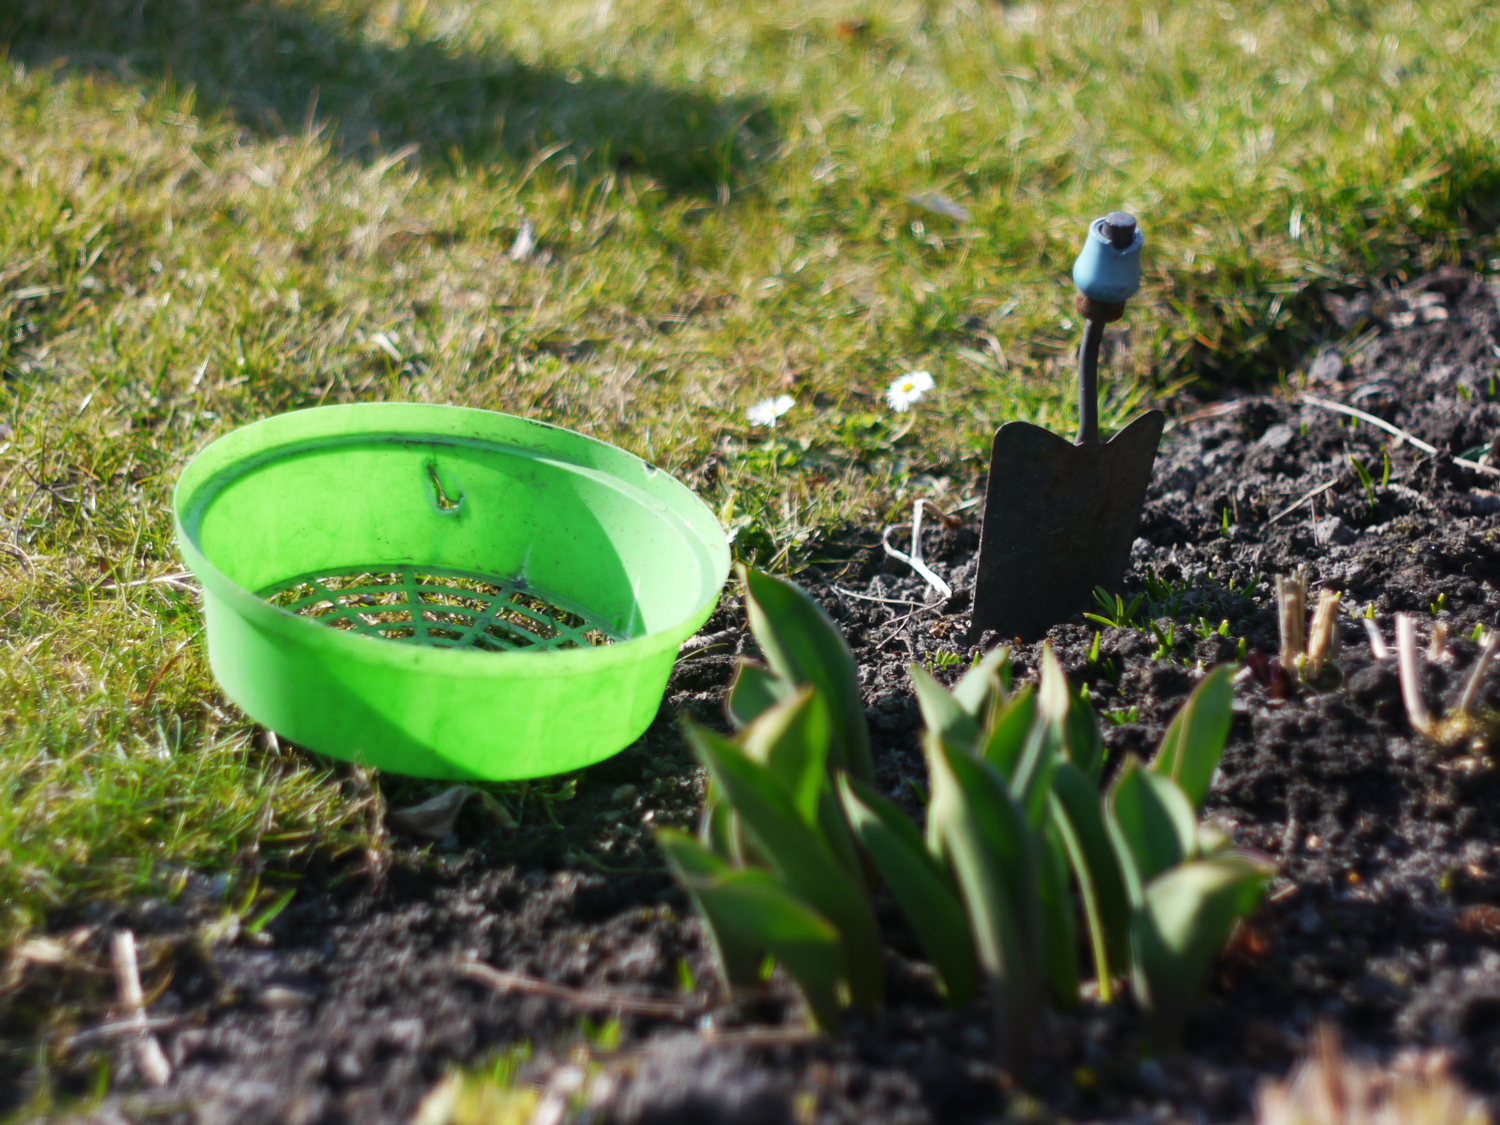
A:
[{"left": 2, "top": 0, "right": 1499, "bottom": 1106}]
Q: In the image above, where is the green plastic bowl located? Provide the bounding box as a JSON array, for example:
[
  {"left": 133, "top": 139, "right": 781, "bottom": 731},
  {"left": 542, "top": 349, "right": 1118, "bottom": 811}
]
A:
[{"left": 174, "top": 403, "right": 730, "bottom": 780}]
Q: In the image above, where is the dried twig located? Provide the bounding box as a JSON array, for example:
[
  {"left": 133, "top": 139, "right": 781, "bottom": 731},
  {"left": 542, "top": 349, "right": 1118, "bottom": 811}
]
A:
[
  {"left": 456, "top": 958, "right": 704, "bottom": 1018},
  {"left": 1429, "top": 622, "right": 1451, "bottom": 663},
  {"left": 1395, "top": 615, "right": 1431, "bottom": 735},
  {"left": 110, "top": 930, "right": 171, "bottom": 1087},
  {"left": 1267, "top": 478, "right": 1342, "bottom": 527},
  {"left": 1363, "top": 618, "right": 1390, "bottom": 660},
  {"left": 829, "top": 585, "right": 932, "bottom": 608},
  {"left": 880, "top": 499, "right": 957, "bottom": 600},
  {"left": 1276, "top": 568, "right": 1308, "bottom": 670},
  {"left": 1306, "top": 590, "right": 1341, "bottom": 676},
  {"left": 1458, "top": 629, "right": 1500, "bottom": 716},
  {"left": 1300, "top": 395, "right": 1500, "bottom": 477}
]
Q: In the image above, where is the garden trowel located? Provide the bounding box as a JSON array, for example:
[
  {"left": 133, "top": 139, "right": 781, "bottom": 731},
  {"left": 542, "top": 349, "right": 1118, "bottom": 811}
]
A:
[{"left": 970, "top": 212, "right": 1164, "bottom": 642}]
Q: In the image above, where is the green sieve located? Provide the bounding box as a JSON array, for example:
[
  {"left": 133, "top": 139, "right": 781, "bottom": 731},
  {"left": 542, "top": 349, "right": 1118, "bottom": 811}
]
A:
[{"left": 174, "top": 403, "right": 731, "bottom": 780}]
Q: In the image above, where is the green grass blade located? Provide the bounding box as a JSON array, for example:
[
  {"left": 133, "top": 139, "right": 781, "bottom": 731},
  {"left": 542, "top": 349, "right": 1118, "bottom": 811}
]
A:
[{"left": 838, "top": 773, "right": 977, "bottom": 1006}]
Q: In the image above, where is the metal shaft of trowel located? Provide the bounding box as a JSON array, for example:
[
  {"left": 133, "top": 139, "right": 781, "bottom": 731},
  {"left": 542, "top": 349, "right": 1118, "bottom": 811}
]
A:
[{"left": 1074, "top": 318, "right": 1105, "bottom": 445}]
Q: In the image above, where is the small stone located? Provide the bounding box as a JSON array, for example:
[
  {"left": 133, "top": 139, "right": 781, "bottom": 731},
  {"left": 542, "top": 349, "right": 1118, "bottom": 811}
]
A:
[
  {"left": 1313, "top": 517, "right": 1356, "bottom": 546},
  {"left": 1258, "top": 424, "right": 1296, "bottom": 450},
  {"left": 1308, "top": 349, "right": 1345, "bottom": 384},
  {"left": 611, "top": 784, "right": 638, "bottom": 804},
  {"left": 258, "top": 985, "right": 316, "bottom": 1011}
]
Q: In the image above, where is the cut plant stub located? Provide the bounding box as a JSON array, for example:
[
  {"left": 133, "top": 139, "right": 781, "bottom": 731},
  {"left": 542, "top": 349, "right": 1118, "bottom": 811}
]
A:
[{"left": 971, "top": 210, "right": 1162, "bottom": 642}]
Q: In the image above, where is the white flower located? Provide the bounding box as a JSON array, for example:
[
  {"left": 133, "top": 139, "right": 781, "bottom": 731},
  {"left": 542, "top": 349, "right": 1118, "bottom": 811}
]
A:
[
  {"left": 747, "top": 394, "right": 795, "bottom": 427},
  {"left": 885, "top": 369, "right": 934, "bottom": 412}
]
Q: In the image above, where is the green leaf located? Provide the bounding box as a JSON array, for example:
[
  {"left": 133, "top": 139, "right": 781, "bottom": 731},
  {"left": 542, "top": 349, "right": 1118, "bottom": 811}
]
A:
[
  {"left": 952, "top": 646, "right": 1011, "bottom": 716},
  {"left": 727, "top": 660, "right": 789, "bottom": 729},
  {"left": 740, "top": 687, "right": 829, "bottom": 828},
  {"left": 911, "top": 663, "right": 981, "bottom": 749},
  {"left": 1036, "top": 821, "right": 1081, "bottom": 1006},
  {"left": 978, "top": 685, "right": 1037, "bottom": 781},
  {"left": 683, "top": 720, "right": 883, "bottom": 1008},
  {"left": 1150, "top": 665, "right": 1235, "bottom": 810},
  {"left": 1107, "top": 756, "right": 1198, "bottom": 894},
  {"left": 838, "top": 774, "right": 977, "bottom": 1005},
  {"left": 1038, "top": 645, "right": 1071, "bottom": 730},
  {"left": 1050, "top": 762, "right": 1132, "bottom": 997},
  {"left": 1133, "top": 853, "right": 1272, "bottom": 1048},
  {"left": 657, "top": 828, "right": 764, "bottom": 987},
  {"left": 1065, "top": 682, "right": 1106, "bottom": 782},
  {"left": 741, "top": 565, "right": 873, "bottom": 783},
  {"left": 699, "top": 783, "right": 740, "bottom": 862},
  {"left": 926, "top": 733, "right": 1042, "bottom": 1068},
  {"left": 1005, "top": 706, "right": 1054, "bottom": 830},
  {"left": 658, "top": 829, "right": 846, "bottom": 1029}
]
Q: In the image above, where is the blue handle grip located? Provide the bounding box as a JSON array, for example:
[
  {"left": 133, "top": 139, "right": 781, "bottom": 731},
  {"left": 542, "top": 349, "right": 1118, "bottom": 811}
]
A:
[{"left": 1072, "top": 216, "right": 1143, "bottom": 303}]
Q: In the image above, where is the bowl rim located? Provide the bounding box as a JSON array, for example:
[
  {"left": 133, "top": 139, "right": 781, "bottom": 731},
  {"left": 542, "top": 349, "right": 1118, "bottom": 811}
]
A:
[{"left": 174, "top": 403, "right": 731, "bottom": 676}]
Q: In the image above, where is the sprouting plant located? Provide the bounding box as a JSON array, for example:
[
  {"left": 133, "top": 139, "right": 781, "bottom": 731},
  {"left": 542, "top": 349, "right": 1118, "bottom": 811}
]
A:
[
  {"left": 1086, "top": 631, "right": 1119, "bottom": 686},
  {"left": 664, "top": 567, "right": 1270, "bottom": 1062},
  {"left": 1431, "top": 592, "right": 1448, "bottom": 617},
  {"left": 1382, "top": 449, "right": 1392, "bottom": 487},
  {"left": 1472, "top": 623, "right": 1486, "bottom": 642},
  {"left": 1255, "top": 1024, "right": 1489, "bottom": 1125},
  {"left": 1143, "top": 571, "right": 1190, "bottom": 617},
  {"left": 659, "top": 566, "right": 879, "bottom": 1030},
  {"left": 1148, "top": 619, "right": 1177, "bottom": 661},
  {"left": 1102, "top": 705, "right": 1139, "bottom": 726},
  {"left": 1349, "top": 453, "right": 1376, "bottom": 512},
  {"left": 1274, "top": 568, "right": 1342, "bottom": 685},
  {"left": 1193, "top": 617, "right": 1231, "bottom": 642},
  {"left": 1227, "top": 573, "right": 1262, "bottom": 600},
  {"left": 925, "top": 648, "right": 962, "bottom": 673},
  {"left": 1221, "top": 507, "right": 1231, "bottom": 534},
  {"left": 1393, "top": 614, "right": 1500, "bottom": 752},
  {"left": 1085, "top": 587, "right": 1145, "bottom": 630}
]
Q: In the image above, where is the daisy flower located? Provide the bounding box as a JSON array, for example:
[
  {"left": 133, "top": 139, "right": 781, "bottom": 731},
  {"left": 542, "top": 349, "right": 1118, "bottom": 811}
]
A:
[
  {"left": 747, "top": 394, "right": 795, "bottom": 427},
  {"left": 885, "top": 369, "right": 934, "bottom": 412}
]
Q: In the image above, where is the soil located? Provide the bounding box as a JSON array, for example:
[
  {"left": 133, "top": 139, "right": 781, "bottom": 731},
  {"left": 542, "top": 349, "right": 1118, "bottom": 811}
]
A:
[{"left": 13, "top": 270, "right": 1500, "bottom": 1124}]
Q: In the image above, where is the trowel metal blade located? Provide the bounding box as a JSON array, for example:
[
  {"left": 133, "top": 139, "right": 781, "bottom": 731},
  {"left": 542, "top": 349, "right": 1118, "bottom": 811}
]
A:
[{"left": 970, "top": 409, "right": 1165, "bottom": 643}]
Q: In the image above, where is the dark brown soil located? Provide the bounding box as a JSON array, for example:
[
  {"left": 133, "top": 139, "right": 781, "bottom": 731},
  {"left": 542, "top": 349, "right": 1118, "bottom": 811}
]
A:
[{"left": 15, "top": 271, "right": 1500, "bottom": 1124}]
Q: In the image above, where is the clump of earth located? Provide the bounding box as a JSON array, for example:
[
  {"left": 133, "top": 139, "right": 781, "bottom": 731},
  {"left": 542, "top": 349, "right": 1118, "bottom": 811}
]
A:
[{"left": 12, "top": 270, "right": 1500, "bottom": 1124}]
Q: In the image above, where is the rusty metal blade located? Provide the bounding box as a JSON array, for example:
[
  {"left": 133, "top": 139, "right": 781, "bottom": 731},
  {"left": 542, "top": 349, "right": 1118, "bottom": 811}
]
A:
[{"left": 970, "top": 410, "right": 1164, "bottom": 642}]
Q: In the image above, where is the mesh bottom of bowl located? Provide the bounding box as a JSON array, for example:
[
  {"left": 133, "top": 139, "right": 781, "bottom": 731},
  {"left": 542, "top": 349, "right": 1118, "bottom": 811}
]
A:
[{"left": 262, "top": 565, "right": 619, "bottom": 652}]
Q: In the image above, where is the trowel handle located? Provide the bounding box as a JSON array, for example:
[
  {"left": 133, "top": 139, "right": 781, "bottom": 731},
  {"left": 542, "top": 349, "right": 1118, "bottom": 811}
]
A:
[{"left": 1071, "top": 211, "right": 1143, "bottom": 446}]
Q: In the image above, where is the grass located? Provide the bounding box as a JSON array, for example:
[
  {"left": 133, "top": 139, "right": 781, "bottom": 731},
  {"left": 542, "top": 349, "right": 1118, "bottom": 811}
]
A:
[{"left": 2, "top": 0, "right": 1500, "bottom": 1072}]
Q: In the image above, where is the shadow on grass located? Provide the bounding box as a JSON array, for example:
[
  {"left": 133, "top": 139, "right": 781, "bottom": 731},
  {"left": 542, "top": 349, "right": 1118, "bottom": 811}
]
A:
[{"left": 1, "top": 0, "right": 780, "bottom": 197}]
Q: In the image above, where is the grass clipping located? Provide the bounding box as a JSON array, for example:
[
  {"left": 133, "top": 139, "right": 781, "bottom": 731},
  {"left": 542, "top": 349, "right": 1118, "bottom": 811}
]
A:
[{"left": 1256, "top": 1025, "right": 1489, "bottom": 1125}]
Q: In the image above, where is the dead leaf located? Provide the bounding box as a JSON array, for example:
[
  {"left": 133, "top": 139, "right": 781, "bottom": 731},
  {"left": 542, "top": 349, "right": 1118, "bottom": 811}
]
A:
[
  {"left": 389, "top": 785, "right": 516, "bottom": 839},
  {"left": 1458, "top": 904, "right": 1500, "bottom": 938}
]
